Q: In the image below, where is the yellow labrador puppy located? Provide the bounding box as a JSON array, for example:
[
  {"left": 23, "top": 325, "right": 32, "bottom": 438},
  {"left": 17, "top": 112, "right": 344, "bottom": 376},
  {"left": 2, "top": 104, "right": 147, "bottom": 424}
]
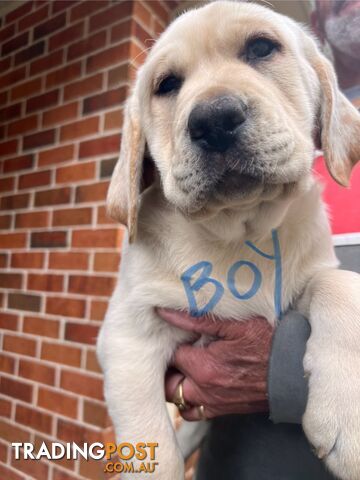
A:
[{"left": 97, "top": 1, "right": 360, "bottom": 479}]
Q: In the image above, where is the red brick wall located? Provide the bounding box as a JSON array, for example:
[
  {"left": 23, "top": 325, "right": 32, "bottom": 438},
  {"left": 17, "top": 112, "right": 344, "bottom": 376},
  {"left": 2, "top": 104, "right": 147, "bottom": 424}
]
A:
[{"left": 0, "top": 1, "right": 177, "bottom": 479}]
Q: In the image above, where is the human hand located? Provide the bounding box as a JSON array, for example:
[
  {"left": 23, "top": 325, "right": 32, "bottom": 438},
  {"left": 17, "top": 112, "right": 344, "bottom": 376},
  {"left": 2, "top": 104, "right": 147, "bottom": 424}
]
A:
[{"left": 158, "top": 308, "right": 274, "bottom": 421}]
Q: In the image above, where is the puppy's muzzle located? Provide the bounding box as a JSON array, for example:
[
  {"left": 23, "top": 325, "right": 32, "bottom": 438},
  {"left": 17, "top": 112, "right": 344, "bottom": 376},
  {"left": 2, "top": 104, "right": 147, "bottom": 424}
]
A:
[{"left": 188, "top": 95, "right": 247, "bottom": 153}]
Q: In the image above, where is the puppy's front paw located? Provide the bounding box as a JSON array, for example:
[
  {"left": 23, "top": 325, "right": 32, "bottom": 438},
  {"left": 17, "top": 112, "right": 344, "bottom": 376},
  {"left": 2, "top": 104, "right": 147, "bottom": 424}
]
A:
[{"left": 303, "top": 348, "right": 360, "bottom": 480}]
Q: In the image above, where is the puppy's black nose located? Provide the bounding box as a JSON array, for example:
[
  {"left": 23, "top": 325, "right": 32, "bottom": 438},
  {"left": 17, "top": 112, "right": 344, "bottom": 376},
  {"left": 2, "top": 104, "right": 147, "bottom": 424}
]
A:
[{"left": 188, "top": 96, "right": 247, "bottom": 152}]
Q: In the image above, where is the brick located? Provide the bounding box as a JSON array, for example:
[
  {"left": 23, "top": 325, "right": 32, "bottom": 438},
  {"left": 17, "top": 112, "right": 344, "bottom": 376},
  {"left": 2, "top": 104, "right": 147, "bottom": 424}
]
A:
[
  {"left": 11, "top": 78, "right": 42, "bottom": 101},
  {"left": 30, "top": 50, "right": 63, "bottom": 76},
  {"left": 85, "top": 349, "right": 102, "bottom": 373},
  {"left": 11, "top": 252, "right": 44, "bottom": 269},
  {"left": 79, "top": 134, "right": 120, "bottom": 158},
  {"left": 2, "top": 32, "right": 28, "bottom": 56},
  {"left": 0, "top": 66, "right": 26, "bottom": 89},
  {"left": 0, "top": 253, "right": 8, "bottom": 267},
  {"left": 0, "top": 377, "right": 33, "bottom": 403},
  {"left": 0, "top": 353, "right": 15, "bottom": 374},
  {"left": 18, "top": 5, "right": 49, "bottom": 32},
  {"left": 38, "top": 144, "right": 74, "bottom": 166},
  {"left": 0, "top": 24, "right": 15, "bottom": 43},
  {"left": 19, "top": 358, "right": 55, "bottom": 386},
  {"left": 71, "top": 1, "right": 109, "bottom": 22},
  {"left": 53, "top": 207, "right": 92, "bottom": 226},
  {"left": 0, "top": 273, "right": 22, "bottom": 289},
  {"left": 8, "top": 293, "right": 41, "bottom": 312},
  {"left": 104, "top": 109, "right": 123, "bottom": 130},
  {"left": 3, "top": 154, "right": 33, "bottom": 173},
  {"left": 23, "top": 316, "right": 60, "bottom": 339},
  {"left": 46, "top": 296, "right": 85, "bottom": 318},
  {"left": 56, "top": 162, "right": 96, "bottom": 185},
  {"left": 8, "top": 115, "right": 38, "bottom": 136},
  {"left": 0, "top": 103, "right": 21, "bottom": 122},
  {"left": 49, "top": 252, "right": 89, "bottom": 270},
  {"left": 16, "top": 405, "right": 52, "bottom": 434},
  {"left": 0, "top": 139, "right": 18, "bottom": 157},
  {"left": 0, "top": 215, "right": 11, "bottom": 229},
  {"left": 148, "top": 1, "right": 169, "bottom": 24},
  {"left": 26, "top": 89, "right": 59, "bottom": 114},
  {"left": 60, "top": 118, "right": 99, "bottom": 142},
  {"left": 65, "top": 322, "right": 99, "bottom": 345},
  {"left": 61, "top": 370, "right": 103, "bottom": 400},
  {"left": 97, "top": 205, "right": 116, "bottom": 225},
  {"left": 0, "top": 194, "right": 15, "bottom": 211},
  {"left": 108, "top": 63, "right": 128, "bottom": 87},
  {"left": 68, "top": 30, "right": 106, "bottom": 61},
  {"left": 87, "top": 42, "right": 130, "bottom": 73},
  {"left": 11, "top": 457, "right": 48, "bottom": 479},
  {"left": 89, "top": 2, "right": 133, "bottom": 32},
  {"left": 0, "top": 89, "right": 8, "bottom": 106},
  {"left": 75, "top": 181, "right": 109, "bottom": 203},
  {"left": 0, "top": 419, "right": 31, "bottom": 443},
  {"left": 3, "top": 334, "right": 37, "bottom": 357},
  {"left": 0, "top": 397, "right": 12, "bottom": 417},
  {"left": 0, "top": 193, "right": 29, "bottom": 211},
  {"left": 38, "top": 387, "right": 78, "bottom": 418},
  {"left": 0, "top": 465, "right": 24, "bottom": 480},
  {"left": 133, "top": 1, "right": 152, "bottom": 26},
  {"left": 0, "top": 57, "right": 11, "bottom": 74},
  {"left": 72, "top": 228, "right": 123, "bottom": 248},
  {"left": 69, "top": 275, "right": 116, "bottom": 296},
  {"left": 83, "top": 87, "right": 125, "bottom": 115},
  {"left": 6, "top": 1, "right": 33, "bottom": 24},
  {"left": 100, "top": 157, "right": 117, "bottom": 178},
  {"left": 35, "top": 187, "right": 71, "bottom": 206},
  {"left": 64, "top": 73, "right": 103, "bottom": 101},
  {"left": 129, "top": 41, "right": 147, "bottom": 66},
  {"left": 34, "top": 12, "right": 66, "bottom": 40},
  {"left": 28, "top": 273, "right": 64, "bottom": 292},
  {"left": 0, "top": 232, "right": 26, "bottom": 248},
  {"left": 19, "top": 170, "right": 51, "bottom": 189},
  {"left": 0, "top": 176, "right": 15, "bottom": 192},
  {"left": 0, "top": 312, "right": 18, "bottom": 331},
  {"left": 23, "top": 129, "right": 56, "bottom": 150},
  {"left": 46, "top": 61, "right": 82, "bottom": 88},
  {"left": 110, "top": 19, "right": 133, "bottom": 44},
  {"left": 90, "top": 300, "right": 108, "bottom": 321},
  {"left": 31, "top": 231, "right": 67, "bottom": 248},
  {"left": 52, "top": 0, "right": 78, "bottom": 14},
  {"left": 15, "top": 211, "right": 48, "bottom": 229},
  {"left": 0, "top": 442, "right": 6, "bottom": 462},
  {"left": 57, "top": 420, "right": 100, "bottom": 449},
  {"left": 41, "top": 341, "right": 82, "bottom": 367},
  {"left": 14, "top": 41, "right": 45, "bottom": 65},
  {"left": 42, "top": 101, "right": 78, "bottom": 127},
  {"left": 83, "top": 399, "right": 109, "bottom": 428}
]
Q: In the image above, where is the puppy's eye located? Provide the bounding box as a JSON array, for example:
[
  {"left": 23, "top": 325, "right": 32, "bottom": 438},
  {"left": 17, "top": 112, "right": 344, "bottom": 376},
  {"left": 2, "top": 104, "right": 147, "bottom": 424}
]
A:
[
  {"left": 155, "top": 74, "right": 183, "bottom": 96},
  {"left": 246, "top": 38, "right": 279, "bottom": 61}
]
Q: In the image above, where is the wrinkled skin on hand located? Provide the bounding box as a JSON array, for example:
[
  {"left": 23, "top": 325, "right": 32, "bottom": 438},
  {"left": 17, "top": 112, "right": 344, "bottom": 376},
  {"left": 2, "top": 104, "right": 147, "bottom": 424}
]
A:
[{"left": 157, "top": 308, "right": 274, "bottom": 421}]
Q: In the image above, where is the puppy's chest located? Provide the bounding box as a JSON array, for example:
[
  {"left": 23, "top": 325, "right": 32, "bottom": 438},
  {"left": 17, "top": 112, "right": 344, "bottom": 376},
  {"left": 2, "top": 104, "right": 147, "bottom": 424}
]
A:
[{"left": 138, "top": 231, "right": 287, "bottom": 323}]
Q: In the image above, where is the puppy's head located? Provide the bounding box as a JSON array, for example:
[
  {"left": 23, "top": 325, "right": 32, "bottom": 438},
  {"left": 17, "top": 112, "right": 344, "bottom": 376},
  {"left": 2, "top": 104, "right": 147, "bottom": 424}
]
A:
[{"left": 108, "top": 1, "right": 360, "bottom": 241}]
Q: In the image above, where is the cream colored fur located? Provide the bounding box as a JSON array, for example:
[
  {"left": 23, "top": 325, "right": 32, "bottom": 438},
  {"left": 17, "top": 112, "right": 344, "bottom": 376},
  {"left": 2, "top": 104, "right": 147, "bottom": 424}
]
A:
[{"left": 97, "top": 2, "right": 360, "bottom": 479}]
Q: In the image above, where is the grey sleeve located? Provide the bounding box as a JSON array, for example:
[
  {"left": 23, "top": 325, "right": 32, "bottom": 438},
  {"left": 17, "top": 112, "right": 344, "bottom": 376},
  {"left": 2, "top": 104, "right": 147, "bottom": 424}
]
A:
[{"left": 267, "top": 311, "right": 310, "bottom": 424}]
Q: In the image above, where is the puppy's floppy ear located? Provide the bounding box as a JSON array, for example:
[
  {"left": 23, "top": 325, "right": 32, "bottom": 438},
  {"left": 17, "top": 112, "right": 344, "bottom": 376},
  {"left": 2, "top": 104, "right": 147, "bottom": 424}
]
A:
[
  {"left": 307, "top": 41, "right": 360, "bottom": 186},
  {"left": 107, "top": 94, "right": 146, "bottom": 243}
]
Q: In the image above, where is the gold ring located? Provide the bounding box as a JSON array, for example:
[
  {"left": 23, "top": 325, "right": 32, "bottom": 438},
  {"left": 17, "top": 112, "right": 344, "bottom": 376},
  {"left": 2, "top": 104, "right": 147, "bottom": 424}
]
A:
[
  {"left": 172, "top": 380, "right": 189, "bottom": 411},
  {"left": 197, "top": 405, "right": 206, "bottom": 420}
]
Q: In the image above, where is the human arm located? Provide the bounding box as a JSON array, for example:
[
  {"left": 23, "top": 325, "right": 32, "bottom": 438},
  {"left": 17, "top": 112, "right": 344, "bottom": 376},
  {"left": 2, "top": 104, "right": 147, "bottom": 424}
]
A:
[{"left": 158, "top": 308, "right": 310, "bottom": 423}]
